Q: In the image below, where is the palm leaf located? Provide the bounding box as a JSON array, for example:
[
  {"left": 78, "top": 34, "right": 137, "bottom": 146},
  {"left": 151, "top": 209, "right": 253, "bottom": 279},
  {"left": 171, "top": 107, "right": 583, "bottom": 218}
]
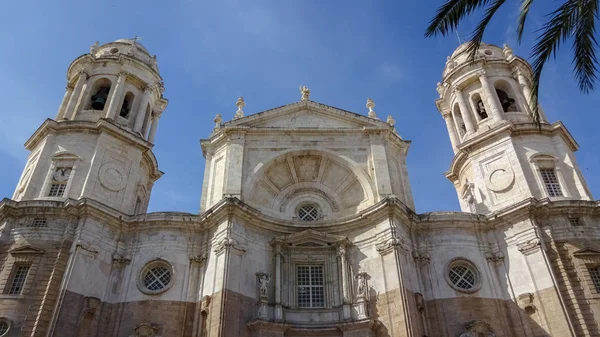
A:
[
  {"left": 425, "top": 0, "right": 492, "bottom": 37},
  {"left": 517, "top": 0, "right": 535, "bottom": 43},
  {"left": 571, "top": 0, "right": 599, "bottom": 93},
  {"left": 529, "top": 0, "right": 579, "bottom": 123},
  {"left": 465, "top": 0, "right": 508, "bottom": 62}
]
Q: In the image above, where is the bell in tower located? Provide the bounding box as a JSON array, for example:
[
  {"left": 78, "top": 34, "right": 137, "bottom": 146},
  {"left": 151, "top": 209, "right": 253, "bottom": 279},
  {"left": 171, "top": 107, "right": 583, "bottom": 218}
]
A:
[{"left": 91, "top": 86, "right": 109, "bottom": 110}]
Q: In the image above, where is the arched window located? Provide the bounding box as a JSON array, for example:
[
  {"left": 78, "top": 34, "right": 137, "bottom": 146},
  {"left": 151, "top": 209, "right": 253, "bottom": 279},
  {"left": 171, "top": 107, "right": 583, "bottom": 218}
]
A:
[
  {"left": 471, "top": 93, "right": 488, "bottom": 120},
  {"left": 495, "top": 80, "right": 518, "bottom": 112},
  {"left": 452, "top": 103, "right": 466, "bottom": 138},
  {"left": 119, "top": 92, "right": 135, "bottom": 119},
  {"left": 87, "top": 78, "right": 111, "bottom": 111}
]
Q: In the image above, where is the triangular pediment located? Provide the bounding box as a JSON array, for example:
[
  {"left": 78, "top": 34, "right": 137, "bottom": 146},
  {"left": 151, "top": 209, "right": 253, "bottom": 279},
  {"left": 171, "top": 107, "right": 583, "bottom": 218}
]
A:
[
  {"left": 272, "top": 229, "right": 348, "bottom": 247},
  {"left": 573, "top": 248, "right": 600, "bottom": 257},
  {"left": 224, "top": 100, "right": 390, "bottom": 130},
  {"left": 9, "top": 245, "right": 45, "bottom": 255}
]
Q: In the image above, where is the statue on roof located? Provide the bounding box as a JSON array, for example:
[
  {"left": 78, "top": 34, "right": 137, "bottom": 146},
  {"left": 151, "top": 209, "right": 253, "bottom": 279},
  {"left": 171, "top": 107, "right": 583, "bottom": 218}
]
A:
[
  {"left": 299, "top": 85, "right": 310, "bottom": 101},
  {"left": 90, "top": 41, "right": 99, "bottom": 55}
]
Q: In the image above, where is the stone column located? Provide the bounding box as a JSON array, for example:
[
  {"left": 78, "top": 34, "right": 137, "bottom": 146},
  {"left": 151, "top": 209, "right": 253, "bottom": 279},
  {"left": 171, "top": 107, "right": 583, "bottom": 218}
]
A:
[
  {"left": 106, "top": 71, "right": 127, "bottom": 119},
  {"left": 147, "top": 112, "right": 161, "bottom": 143},
  {"left": 454, "top": 88, "right": 475, "bottom": 134},
  {"left": 477, "top": 70, "right": 504, "bottom": 121},
  {"left": 443, "top": 112, "right": 459, "bottom": 153},
  {"left": 274, "top": 243, "right": 283, "bottom": 321},
  {"left": 63, "top": 70, "right": 88, "bottom": 120},
  {"left": 337, "top": 243, "right": 351, "bottom": 320},
  {"left": 134, "top": 85, "right": 152, "bottom": 133},
  {"left": 369, "top": 132, "right": 393, "bottom": 199},
  {"left": 514, "top": 68, "right": 548, "bottom": 122},
  {"left": 55, "top": 85, "right": 73, "bottom": 120}
]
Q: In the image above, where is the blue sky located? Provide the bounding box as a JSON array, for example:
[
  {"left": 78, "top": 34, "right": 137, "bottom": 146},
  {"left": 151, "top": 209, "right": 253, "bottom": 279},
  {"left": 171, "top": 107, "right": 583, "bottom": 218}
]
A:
[{"left": 0, "top": 0, "right": 598, "bottom": 214}]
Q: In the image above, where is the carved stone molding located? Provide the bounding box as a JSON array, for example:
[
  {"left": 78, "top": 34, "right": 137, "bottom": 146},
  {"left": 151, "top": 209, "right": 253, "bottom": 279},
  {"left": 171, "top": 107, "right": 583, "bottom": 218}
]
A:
[
  {"left": 214, "top": 237, "right": 246, "bottom": 255},
  {"left": 412, "top": 250, "right": 431, "bottom": 265},
  {"left": 459, "top": 320, "right": 496, "bottom": 337},
  {"left": 376, "top": 235, "right": 411, "bottom": 255},
  {"left": 484, "top": 250, "right": 505, "bottom": 263},
  {"left": 130, "top": 323, "right": 160, "bottom": 337},
  {"left": 189, "top": 253, "right": 207, "bottom": 265},
  {"left": 517, "top": 238, "right": 541, "bottom": 256},
  {"left": 112, "top": 254, "right": 131, "bottom": 266},
  {"left": 278, "top": 187, "right": 339, "bottom": 212},
  {"left": 518, "top": 293, "right": 536, "bottom": 313}
]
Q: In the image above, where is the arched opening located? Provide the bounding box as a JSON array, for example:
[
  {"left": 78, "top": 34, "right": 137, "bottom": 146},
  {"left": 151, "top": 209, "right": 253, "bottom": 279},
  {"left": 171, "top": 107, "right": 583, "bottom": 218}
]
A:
[
  {"left": 452, "top": 103, "right": 466, "bottom": 138},
  {"left": 87, "top": 78, "right": 111, "bottom": 111},
  {"left": 119, "top": 92, "right": 135, "bottom": 119},
  {"left": 495, "top": 80, "right": 518, "bottom": 112},
  {"left": 471, "top": 93, "right": 488, "bottom": 121}
]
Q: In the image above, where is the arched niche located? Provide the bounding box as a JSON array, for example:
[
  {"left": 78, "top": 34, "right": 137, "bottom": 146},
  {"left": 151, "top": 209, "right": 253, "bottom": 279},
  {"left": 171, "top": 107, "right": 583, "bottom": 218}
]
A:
[
  {"left": 243, "top": 149, "right": 376, "bottom": 220},
  {"left": 494, "top": 79, "right": 519, "bottom": 112},
  {"left": 86, "top": 77, "right": 112, "bottom": 111}
]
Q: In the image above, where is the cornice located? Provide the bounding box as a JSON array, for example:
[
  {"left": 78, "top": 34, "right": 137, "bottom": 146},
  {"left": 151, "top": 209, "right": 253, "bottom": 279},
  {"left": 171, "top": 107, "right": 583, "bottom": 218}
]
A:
[{"left": 444, "top": 121, "right": 578, "bottom": 182}]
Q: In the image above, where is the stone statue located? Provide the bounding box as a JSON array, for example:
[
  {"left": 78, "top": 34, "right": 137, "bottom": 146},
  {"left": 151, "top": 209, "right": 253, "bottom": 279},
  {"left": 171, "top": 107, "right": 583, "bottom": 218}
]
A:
[
  {"left": 386, "top": 115, "right": 395, "bottom": 127},
  {"left": 355, "top": 272, "right": 368, "bottom": 299},
  {"left": 90, "top": 41, "right": 99, "bottom": 55},
  {"left": 235, "top": 96, "right": 245, "bottom": 119},
  {"left": 299, "top": 85, "right": 310, "bottom": 101},
  {"left": 149, "top": 55, "right": 158, "bottom": 70},
  {"left": 258, "top": 274, "right": 270, "bottom": 297},
  {"left": 366, "top": 98, "right": 377, "bottom": 119}
]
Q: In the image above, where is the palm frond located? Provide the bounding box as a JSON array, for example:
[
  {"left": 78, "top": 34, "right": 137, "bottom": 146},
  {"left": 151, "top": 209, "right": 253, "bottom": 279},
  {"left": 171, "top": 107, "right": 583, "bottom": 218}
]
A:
[
  {"left": 517, "top": 0, "right": 535, "bottom": 43},
  {"left": 529, "top": 0, "right": 579, "bottom": 123},
  {"left": 425, "top": 0, "right": 492, "bottom": 37},
  {"left": 572, "top": 0, "right": 599, "bottom": 93},
  {"left": 465, "top": 0, "right": 508, "bottom": 62}
]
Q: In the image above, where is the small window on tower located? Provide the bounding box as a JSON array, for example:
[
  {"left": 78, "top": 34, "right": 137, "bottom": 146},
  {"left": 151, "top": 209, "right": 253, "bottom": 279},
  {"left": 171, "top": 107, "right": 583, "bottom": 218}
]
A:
[
  {"left": 48, "top": 167, "right": 72, "bottom": 197},
  {"left": 540, "top": 168, "right": 563, "bottom": 197},
  {"left": 589, "top": 267, "right": 600, "bottom": 293}
]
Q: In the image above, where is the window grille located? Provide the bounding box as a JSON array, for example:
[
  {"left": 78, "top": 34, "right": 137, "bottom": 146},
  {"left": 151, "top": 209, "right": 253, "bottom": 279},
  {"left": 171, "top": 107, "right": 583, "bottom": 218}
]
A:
[
  {"left": 448, "top": 265, "right": 476, "bottom": 290},
  {"left": 568, "top": 217, "right": 583, "bottom": 227},
  {"left": 298, "top": 204, "right": 319, "bottom": 222},
  {"left": 589, "top": 267, "right": 600, "bottom": 293},
  {"left": 29, "top": 218, "right": 48, "bottom": 228},
  {"left": 143, "top": 266, "right": 172, "bottom": 292},
  {"left": 0, "top": 321, "right": 7, "bottom": 335},
  {"left": 540, "top": 168, "right": 563, "bottom": 197},
  {"left": 48, "top": 183, "right": 66, "bottom": 197},
  {"left": 297, "top": 265, "right": 324, "bottom": 308},
  {"left": 7, "top": 265, "right": 30, "bottom": 295}
]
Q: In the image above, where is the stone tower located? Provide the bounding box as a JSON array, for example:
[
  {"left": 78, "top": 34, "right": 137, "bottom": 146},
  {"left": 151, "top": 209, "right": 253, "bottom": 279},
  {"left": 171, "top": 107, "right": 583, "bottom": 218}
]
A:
[
  {"left": 12, "top": 39, "right": 168, "bottom": 214},
  {"left": 435, "top": 43, "right": 592, "bottom": 214}
]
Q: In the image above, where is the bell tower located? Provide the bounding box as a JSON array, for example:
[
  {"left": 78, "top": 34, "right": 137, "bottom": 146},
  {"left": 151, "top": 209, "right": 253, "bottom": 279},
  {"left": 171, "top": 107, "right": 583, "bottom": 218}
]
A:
[
  {"left": 12, "top": 39, "right": 168, "bottom": 214},
  {"left": 436, "top": 43, "right": 592, "bottom": 214}
]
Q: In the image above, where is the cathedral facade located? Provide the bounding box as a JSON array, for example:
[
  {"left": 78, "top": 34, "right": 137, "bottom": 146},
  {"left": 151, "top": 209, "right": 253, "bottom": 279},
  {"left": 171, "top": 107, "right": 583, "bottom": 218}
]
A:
[{"left": 0, "top": 39, "right": 599, "bottom": 337}]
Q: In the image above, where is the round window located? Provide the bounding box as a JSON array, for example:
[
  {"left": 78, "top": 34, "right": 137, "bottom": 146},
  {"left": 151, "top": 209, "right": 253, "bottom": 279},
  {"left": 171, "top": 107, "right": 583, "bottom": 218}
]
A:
[
  {"left": 445, "top": 259, "right": 481, "bottom": 293},
  {"left": 110, "top": 48, "right": 119, "bottom": 54},
  {"left": 297, "top": 204, "right": 320, "bottom": 221},
  {"left": 0, "top": 318, "right": 10, "bottom": 336},
  {"left": 138, "top": 260, "right": 174, "bottom": 295}
]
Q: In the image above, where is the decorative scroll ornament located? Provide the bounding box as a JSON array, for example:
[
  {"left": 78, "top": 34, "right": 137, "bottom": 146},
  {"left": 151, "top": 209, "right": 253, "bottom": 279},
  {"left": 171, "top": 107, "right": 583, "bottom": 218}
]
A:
[
  {"left": 412, "top": 250, "right": 431, "bottom": 265},
  {"left": 376, "top": 234, "right": 411, "bottom": 255},
  {"left": 130, "top": 323, "right": 160, "bottom": 337},
  {"left": 484, "top": 250, "right": 505, "bottom": 263}
]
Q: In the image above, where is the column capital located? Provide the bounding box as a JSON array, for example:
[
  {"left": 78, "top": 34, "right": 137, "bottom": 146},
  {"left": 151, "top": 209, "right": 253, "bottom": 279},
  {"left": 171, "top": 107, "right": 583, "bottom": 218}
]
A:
[
  {"left": 118, "top": 71, "right": 128, "bottom": 78},
  {"left": 476, "top": 69, "right": 487, "bottom": 78},
  {"left": 452, "top": 86, "right": 463, "bottom": 94}
]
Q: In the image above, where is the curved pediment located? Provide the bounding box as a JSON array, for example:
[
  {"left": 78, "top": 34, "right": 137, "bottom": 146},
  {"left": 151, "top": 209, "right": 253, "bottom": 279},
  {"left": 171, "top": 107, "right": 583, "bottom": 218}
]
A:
[
  {"left": 272, "top": 229, "right": 348, "bottom": 248},
  {"left": 243, "top": 150, "right": 375, "bottom": 220}
]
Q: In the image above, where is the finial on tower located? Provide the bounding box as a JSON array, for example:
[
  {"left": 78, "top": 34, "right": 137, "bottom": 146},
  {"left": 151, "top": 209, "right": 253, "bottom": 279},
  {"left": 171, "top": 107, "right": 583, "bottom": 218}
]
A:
[
  {"left": 214, "top": 113, "right": 223, "bottom": 131},
  {"left": 387, "top": 115, "right": 399, "bottom": 135},
  {"left": 234, "top": 96, "right": 245, "bottom": 119},
  {"left": 90, "top": 41, "right": 99, "bottom": 55},
  {"left": 502, "top": 43, "right": 514, "bottom": 61},
  {"left": 299, "top": 85, "right": 310, "bottom": 101},
  {"left": 366, "top": 98, "right": 377, "bottom": 119}
]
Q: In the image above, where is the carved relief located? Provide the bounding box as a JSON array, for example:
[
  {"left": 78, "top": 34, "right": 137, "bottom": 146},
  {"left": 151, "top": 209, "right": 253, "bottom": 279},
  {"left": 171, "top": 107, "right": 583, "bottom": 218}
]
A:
[
  {"left": 459, "top": 320, "right": 496, "bottom": 337},
  {"left": 517, "top": 238, "right": 541, "bottom": 255}
]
